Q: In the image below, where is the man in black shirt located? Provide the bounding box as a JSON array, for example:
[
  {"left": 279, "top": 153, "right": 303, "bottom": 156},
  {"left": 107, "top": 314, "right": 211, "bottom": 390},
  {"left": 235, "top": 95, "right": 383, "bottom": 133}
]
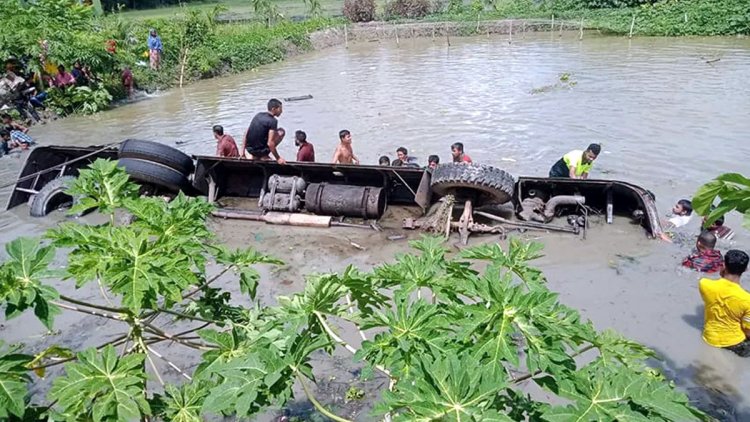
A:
[{"left": 242, "top": 98, "right": 286, "bottom": 164}]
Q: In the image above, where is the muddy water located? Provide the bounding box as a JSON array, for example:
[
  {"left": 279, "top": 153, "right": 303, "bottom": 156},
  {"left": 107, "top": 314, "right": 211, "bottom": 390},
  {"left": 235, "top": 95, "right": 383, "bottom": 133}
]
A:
[{"left": 2, "top": 32, "right": 750, "bottom": 419}]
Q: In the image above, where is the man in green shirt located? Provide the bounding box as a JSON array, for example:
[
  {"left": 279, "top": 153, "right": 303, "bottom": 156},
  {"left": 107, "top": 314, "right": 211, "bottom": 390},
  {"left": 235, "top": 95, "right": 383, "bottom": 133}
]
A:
[{"left": 548, "top": 143, "right": 601, "bottom": 179}]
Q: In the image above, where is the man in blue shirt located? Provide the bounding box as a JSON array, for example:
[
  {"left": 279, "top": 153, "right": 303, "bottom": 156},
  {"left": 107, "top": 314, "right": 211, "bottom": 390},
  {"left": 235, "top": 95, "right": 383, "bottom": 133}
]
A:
[
  {"left": 0, "top": 129, "right": 34, "bottom": 155},
  {"left": 147, "top": 29, "right": 163, "bottom": 70}
]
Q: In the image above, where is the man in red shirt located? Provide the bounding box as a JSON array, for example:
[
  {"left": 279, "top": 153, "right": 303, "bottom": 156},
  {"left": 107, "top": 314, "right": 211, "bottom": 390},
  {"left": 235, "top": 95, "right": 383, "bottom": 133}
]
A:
[
  {"left": 295, "top": 130, "right": 315, "bottom": 162},
  {"left": 683, "top": 231, "right": 724, "bottom": 273},
  {"left": 212, "top": 125, "right": 239, "bottom": 158},
  {"left": 451, "top": 142, "right": 472, "bottom": 164}
]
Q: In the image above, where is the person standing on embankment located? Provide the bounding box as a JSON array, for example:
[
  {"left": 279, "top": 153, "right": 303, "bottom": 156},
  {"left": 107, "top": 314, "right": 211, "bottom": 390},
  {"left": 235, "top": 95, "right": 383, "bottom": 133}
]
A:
[{"left": 147, "top": 29, "right": 162, "bottom": 71}]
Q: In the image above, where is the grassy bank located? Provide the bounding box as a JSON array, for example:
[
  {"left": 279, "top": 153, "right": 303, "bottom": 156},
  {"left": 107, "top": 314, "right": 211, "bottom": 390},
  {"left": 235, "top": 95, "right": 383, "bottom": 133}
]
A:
[
  {"left": 1, "top": 0, "right": 747, "bottom": 120},
  {"left": 423, "top": 0, "right": 750, "bottom": 36}
]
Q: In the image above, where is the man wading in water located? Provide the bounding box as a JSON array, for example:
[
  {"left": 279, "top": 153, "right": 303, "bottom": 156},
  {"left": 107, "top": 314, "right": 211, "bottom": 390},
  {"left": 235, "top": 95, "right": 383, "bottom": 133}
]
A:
[
  {"left": 549, "top": 143, "right": 601, "bottom": 179},
  {"left": 242, "top": 99, "right": 286, "bottom": 164},
  {"left": 699, "top": 250, "right": 750, "bottom": 357},
  {"left": 332, "top": 129, "right": 359, "bottom": 164}
]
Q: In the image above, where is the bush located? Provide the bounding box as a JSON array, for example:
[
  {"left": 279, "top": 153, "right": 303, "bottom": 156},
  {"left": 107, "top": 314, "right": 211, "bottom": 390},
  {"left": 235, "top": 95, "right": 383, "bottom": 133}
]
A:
[
  {"left": 46, "top": 83, "right": 113, "bottom": 116},
  {"left": 343, "top": 0, "right": 376, "bottom": 22},
  {"left": 582, "top": 0, "right": 657, "bottom": 8},
  {"left": 385, "top": 0, "right": 431, "bottom": 19}
]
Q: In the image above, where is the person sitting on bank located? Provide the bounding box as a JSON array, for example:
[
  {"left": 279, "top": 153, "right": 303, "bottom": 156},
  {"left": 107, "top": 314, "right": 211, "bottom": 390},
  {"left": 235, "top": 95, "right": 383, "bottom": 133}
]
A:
[
  {"left": 683, "top": 231, "right": 723, "bottom": 273},
  {"left": 53, "top": 65, "right": 76, "bottom": 89},
  {"left": 428, "top": 155, "right": 439, "bottom": 170},
  {"left": 295, "top": 130, "right": 315, "bottom": 162},
  {"left": 379, "top": 155, "right": 390, "bottom": 166},
  {"left": 241, "top": 98, "right": 285, "bottom": 164},
  {"left": 332, "top": 129, "right": 359, "bottom": 165},
  {"left": 451, "top": 142, "right": 472, "bottom": 164},
  {"left": 548, "top": 143, "right": 601, "bottom": 179},
  {"left": 212, "top": 125, "right": 239, "bottom": 158},
  {"left": 667, "top": 199, "right": 693, "bottom": 228},
  {"left": 699, "top": 249, "right": 750, "bottom": 357},
  {"left": 0, "top": 129, "right": 34, "bottom": 154},
  {"left": 1, "top": 113, "right": 27, "bottom": 133},
  {"left": 704, "top": 213, "right": 735, "bottom": 241}
]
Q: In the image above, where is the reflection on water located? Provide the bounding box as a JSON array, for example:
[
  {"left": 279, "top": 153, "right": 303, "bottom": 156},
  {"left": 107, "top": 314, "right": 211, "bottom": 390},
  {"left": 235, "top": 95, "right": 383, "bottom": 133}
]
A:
[{"left": 1, "top": 32, "right": 750, "bottom": 416}]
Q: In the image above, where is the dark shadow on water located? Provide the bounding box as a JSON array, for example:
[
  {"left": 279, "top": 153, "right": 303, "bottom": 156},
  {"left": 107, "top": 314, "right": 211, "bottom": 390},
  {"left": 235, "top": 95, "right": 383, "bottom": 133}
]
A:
[
  {"left": 682, "top": 305, "right": 705, "bottom": 331},
  {"left": 651, "top": 346, "right": 748, "bottom": 422}
]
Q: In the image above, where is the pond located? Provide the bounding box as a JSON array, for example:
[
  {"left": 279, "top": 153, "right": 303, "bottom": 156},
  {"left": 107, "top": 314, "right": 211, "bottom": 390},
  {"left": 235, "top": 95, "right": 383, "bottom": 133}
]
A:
[{"left": 2, "top": 31, "right": 750, "bottom": 419}]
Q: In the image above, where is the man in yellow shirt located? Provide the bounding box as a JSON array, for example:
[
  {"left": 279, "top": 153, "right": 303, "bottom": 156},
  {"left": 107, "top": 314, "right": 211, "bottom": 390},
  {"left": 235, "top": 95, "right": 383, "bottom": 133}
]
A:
[
  {"left": 548, "top": 143, "right": 601, "bottom": 179},
  {"left": 699, "top": 249, "right": 750, "bottom": 357}
]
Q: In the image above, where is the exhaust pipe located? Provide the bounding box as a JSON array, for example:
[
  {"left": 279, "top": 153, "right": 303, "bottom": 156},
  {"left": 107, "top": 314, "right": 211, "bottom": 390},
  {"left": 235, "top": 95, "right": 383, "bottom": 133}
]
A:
[{"left": 543, "top": 195, "right": 586, "bottom": 221}]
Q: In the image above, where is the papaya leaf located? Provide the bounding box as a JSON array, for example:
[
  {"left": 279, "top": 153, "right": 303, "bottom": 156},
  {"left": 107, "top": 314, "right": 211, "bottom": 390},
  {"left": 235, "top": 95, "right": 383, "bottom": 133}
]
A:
[
  {"left": 540, "top": 365, "right": 701, "bottom": 421},
  {"left": 26, "top": 345, "right": 74, "bottom": 378},
  {"left": 0, "top": 238, "right": 60, "bottom": 330},
  {"left": 715, "top": 173, "right": 750, "bottom": 188},
  {"left": 691, "top": 180, "right": 723, "bottom": 216},
  {"left": 49, "top": 345, "right": 149, "bottom": 422},
  {"left": 0, "top": 342, "right": 33, "bottom": 419},
  {"left": 67, "top": 159, "right": 139, "bottom": 215},
  {"left": 200, "top": 353, "right": 269, "bottom": 417},
  {"left": 379, "top": 354, "right": 506, "bottom": 421},
  {"left": 153, "top": 382, "right": 208, "bottom": 422}
]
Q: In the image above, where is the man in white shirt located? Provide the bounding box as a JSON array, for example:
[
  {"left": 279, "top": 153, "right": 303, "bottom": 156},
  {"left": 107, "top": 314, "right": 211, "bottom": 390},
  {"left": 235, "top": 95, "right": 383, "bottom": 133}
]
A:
[{"left": 668, "top": 199, "right": 693, "bottom": 228}]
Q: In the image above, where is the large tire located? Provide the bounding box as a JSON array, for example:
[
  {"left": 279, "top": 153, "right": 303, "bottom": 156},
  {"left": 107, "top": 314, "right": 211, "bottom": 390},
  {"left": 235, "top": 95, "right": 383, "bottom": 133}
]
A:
[
  {"left": 30, "top": 176, "right": 77, "bottom": 217},
  {"left": 117, "top": 158, "right": 189, "bottom": 193},
  {"left": 119, "top": 139, "right": 194, "bottom": 175},
  {"left": 431, "top": 163, "right": 516, "bottom": 205}
]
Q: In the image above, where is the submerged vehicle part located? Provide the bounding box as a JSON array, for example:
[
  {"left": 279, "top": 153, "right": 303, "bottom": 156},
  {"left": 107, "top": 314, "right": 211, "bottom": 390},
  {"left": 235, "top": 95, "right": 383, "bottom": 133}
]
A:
[
  {"left": 5, "top": 145, "right": 665, "bottom": 238},
  {"left": 118, "top": 139, "right": 194, "bottom": 175},
  {"left": 260, "top": 193, "right": 303, "bottom": 212},
  {"left": 431, "top": 163, "right": 515, "bottom": 205},
  {"left": 543, "top": 195, "right": 586, "bottom": 221},
  {"left": 305, "top": 183, "right": 386, "bottom": 219},
  {"left": 29, "top": 175, "right": 77, "bottom": 217},
  {"left": 117, "top": 158, "right": 189, "bottom": 193}
]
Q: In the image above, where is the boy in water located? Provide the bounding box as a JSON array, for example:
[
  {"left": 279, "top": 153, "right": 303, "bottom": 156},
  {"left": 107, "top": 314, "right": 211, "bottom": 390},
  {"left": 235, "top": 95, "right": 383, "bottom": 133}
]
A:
[
  {"left": 667, "top": 199, "right": 693, "bottom": 228},
  {"left": 703, "top": 209, "right": 735, "bottom": 241},
  {"left": 428, "top": 155, "right": 439, "bottom": 169},
  {"left": 683, "top": 231, "right": 723, "bottom": 273},
  {"left": 451, "top": 142, "right": 472, "bottom": 164},
  {"left": 332, "top": 129, "right": 359, "bottom": 164}
]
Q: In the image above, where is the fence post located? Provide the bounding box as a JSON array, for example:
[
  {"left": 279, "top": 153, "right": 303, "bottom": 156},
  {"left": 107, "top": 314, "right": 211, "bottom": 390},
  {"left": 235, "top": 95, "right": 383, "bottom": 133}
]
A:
[
  {"left": 509, "top": 20, "right": 513, "bottom": 44},
  {"left": 629, "top": 14, "right": 635, "bottom": 38},
  {"left": 344, "top": 24, "right": 348, "bottom": 49},
  {"left": 579, "top": 18, "right": 584, "bottom": 40}
]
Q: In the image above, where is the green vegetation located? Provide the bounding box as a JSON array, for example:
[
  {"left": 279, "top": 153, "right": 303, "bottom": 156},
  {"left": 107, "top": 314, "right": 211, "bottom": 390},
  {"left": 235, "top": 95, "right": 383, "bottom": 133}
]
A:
[
  {"left": 0, "top": 160, "right": 705, "bottom": 420},
  {"left": 427, "top": 0, "right": 749, "bottom": 36},
  {"left": 693, "top": 173, "right": 750, "bottom": 230},
  {"left": 0, "top": 0, "right": 336, "bottom": 116},
  {"left": 1, "top": 0, "right": 746, "bottom": 118}
]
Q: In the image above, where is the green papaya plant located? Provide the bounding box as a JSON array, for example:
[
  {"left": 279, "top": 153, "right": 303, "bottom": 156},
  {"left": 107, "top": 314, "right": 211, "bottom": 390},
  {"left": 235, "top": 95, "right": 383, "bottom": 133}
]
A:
[{"left": 692, "top": 173, "right": 750, "bottom": 229}]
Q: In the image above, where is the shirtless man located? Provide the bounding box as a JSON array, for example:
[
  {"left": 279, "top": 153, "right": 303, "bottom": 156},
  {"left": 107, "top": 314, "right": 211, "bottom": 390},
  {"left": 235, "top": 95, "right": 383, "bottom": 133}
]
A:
[{"left": 332, "top": 129, "right": 359, "bottom": 164}]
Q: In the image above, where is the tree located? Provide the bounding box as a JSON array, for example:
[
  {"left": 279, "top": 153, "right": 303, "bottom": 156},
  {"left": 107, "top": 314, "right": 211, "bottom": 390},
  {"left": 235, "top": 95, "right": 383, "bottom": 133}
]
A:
[
  {"left": 692, "top": 173, "right": 750, "bottom": 229},
  {"left": 0, "top": 159, "right": 706, "bottom": 420}
]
